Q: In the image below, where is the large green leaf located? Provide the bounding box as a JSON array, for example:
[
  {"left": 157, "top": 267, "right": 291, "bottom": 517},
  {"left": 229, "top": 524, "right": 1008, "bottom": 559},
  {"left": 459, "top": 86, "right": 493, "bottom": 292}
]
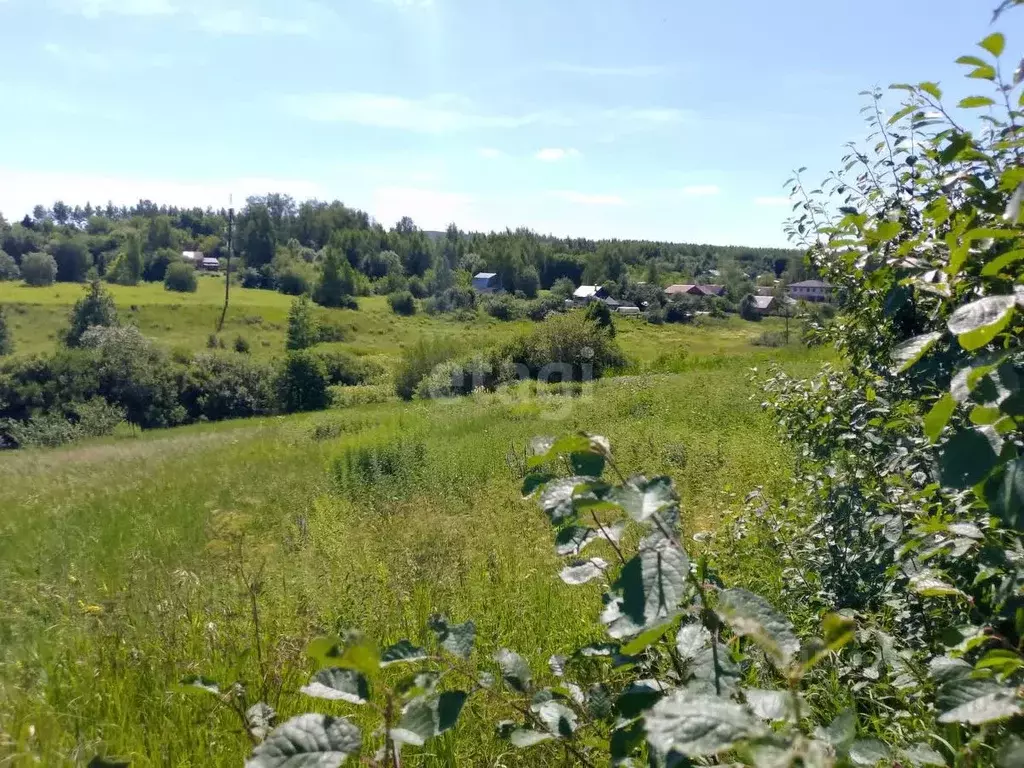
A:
[
  {"left": 716, "top": 589, "right": 801, "bottom": 669},
  {"left": 621, "top": 616, "right": 677, "bottom": 655},
  {"left": 380, "top": 640, "right": 428, "bottom": 667},
  {"left": 982, "top": 249, "right": 1024, "bottom": 276},
  {"left": 645, "top": 692, "right": 765, "bottom": 757},
  {"left": 533, "top": 699, "right": 578, "bottom": 737},
  {"left": 891, "top": 332, "right": 942, "bottom": 372},
  {"left": 689, "top": 644, "right": 742, "bottom": 695},
  {"left": 938, "top": 428, "right": 999, "bottom": 488},
  {"left": 428, "top": 615, "right": 476, "bottom": 659},
  {"left": 958, "top": 96, "right": 997, "bottom": 108},
  {"left": 849, "top": 739, "right": 891, "bottom": 766},
  {"left": 924, "top": 393, "right": 956, "bottom": 443},
  {"left": 245, "top": 714, "right": 361, "bottom": 768},
  {"left": 559, "top": 558, "right": 608, "bottom": 585},
  {"left": 390, "top": 691, "right": 467, "bottom": 746},
  {"left": 900, "top": 742, "right": 946, "bottom": 767},
  {"left": 997, "top": 736, "right": 1024, "bottom": 768},
  {"left": 938, "top": 689, "right": 1022, "bottom": 724},
  {"left": 554, "top": 525, "right": 597, "bottom": 556},
  {"left": 985, "top": 458, "right": 1024, "bottom": 530},
  {"left": 947, "top": 295, "right": 1016, "bottom": 350},
  {"left": 246, "top": 702, "right": 277, "bottom": 742},
  {"left": 615, "top": 679, "right": 668, "bottom": 718},
  {"left": 605, "top": 476, "right": 678, "bottom": 521},
  {"left": 509, "top": 729, "right": 553, "bottom": 748},
  {"left": 744, "top": 689, "right": 793, "bottom": 722},
  {"left": 537, "top": 476, "right": 595, "bottom": 523},
  {"left": 494, "top": 649, "right": 532, "bottom": 693},
  {"left": 675, "top": 622, "right": 711, "bottom": 661},
  {"left": 300, "top": 668, "right": 370, "bottom": 704},
  {"left": 613, "top": 531, "right": 690, "bottom": 636},
  {"left": 980, "top": 32, "right": 1005, "bottom": 56}
]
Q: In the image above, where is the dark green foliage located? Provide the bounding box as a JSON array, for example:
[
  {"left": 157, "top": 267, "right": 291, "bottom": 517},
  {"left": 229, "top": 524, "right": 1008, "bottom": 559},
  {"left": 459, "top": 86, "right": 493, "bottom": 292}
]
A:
[
  {"left": 180, "top": 353, "right": 276, "bottom": 422},
  {"left": 314, "top": 244, "right": 359, "bottom": 309},
  {"left": 240, "top": 204, "right": 277, "bottom": 269},
  {"left": 277, "top": 350, "right": 329, "bottom": 412},
  {"left": 664, "top": 297, "right": 698, "bottom": 323},
  {"left": 233, "top": 335, "right": 250, "bottom": 354},
  {"left": 20, "top": 251, "right": 57, "bottom": 286},
  {"left": 407, "top": 276, "right": 428, "bottom": 299},
  {"left": 525, "top": 295, "right": 564, "bottom": 321},
  {"left": 0, "top": 398, "right": 124, "bottom": 449},
  {"left": 144, "top": 247, "right": 180, "bottom": 282},
  {"left": 163, "top": 262, "right": 198, "bottom": 293},
  {"left": 286, "top": 296, "right": 318, "bottom": 351},
  {"left": 275, "top": 263, "right": 312, "bottom": 296},
  {"left": 423, "top": 285, "right": 475, "bottom": 315},
  {"left": 387, "top": 290, "right": 416, "bottom": 316},
  {"left": 739, "top": 293, "right": 762, "bottom": 321},
  {"left": 0, "top": 250, "right": 19, "bottom": 281},
  {"left": 332, "top": 432, "right": 426, "bottom": 496},
  {"left": 550, "top": 277, "right": 576, "bottom": 299},
  {"left": 584, "top": 300, "right": 615, "bottom": 336},
  {"left": 313, "top": 349, "right": 367, "bottom": 386},
  {"left": 50, "top": 236, "right": 92, "bottom": 282},
  {"left": 482, "top": 293, "right": 525, "bottom": 321},
  {"left": 63, "top": 281, "right": 118, "bottom": 347},
  {"left": 394, "top": 338, "right": 462, "bottom": 400},
  {"left": 0, "top": 307, "right": 10, "bottom": 357}
]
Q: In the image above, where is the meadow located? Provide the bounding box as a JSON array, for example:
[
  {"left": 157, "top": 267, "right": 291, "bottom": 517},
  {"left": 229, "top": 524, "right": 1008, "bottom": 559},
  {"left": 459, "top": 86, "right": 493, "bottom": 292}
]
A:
[{"left": 0, "top": 280, "right": 829, "bottom": 765}]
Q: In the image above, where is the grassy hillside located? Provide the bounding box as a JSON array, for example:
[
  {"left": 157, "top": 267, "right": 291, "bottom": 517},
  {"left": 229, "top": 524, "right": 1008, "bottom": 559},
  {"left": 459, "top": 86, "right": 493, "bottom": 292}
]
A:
[{"left": 0, "top": 327, "right": 828, "bottom": 765}]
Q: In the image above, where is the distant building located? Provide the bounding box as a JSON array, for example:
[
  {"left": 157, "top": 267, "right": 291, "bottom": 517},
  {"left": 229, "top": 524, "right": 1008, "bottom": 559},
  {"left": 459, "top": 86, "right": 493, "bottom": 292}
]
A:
[
  {"left": 200, "top": 257, "right": 220, "bottom": 271},
  {"left": 664, "top": 284, "right": 725, "bottom": 298},
  {"left": 752, "top": 295, "right": 777, "bottom": 315},
  {"left": 471, "top": 272, "right": 502, "bottom": 293},
  {"left": 787, "top": 279, "right": 832, "bottom": 302},
  {"left": 616, "top": 305, "right": 641, "bottom": 316},
  {"left": 181, "top": 250, "right": 202, "bottom": 262},
  {"left": 572, "top": 285, "right": 609, "bottom": 306}
]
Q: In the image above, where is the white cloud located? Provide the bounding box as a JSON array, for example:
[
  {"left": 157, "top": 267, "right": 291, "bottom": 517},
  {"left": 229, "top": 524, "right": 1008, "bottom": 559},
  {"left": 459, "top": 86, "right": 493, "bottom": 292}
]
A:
[
  {"left": 681, "top": 184, "right": 720, "bottom": 196},
  {"left": 550, "top": 191, "right": 626, "bottom": 206},
  {"left": 535, "top": 148, "right": 580, "bottom": 162},
  {"left": 478, "top": 148, "right": 504, "bottom": 159},
  {"left": 284, "top": 92, "right": 557, "bottom": 133},
  {"left": 370, "top": 187, "right": 475, "bottom": 230},
  {"left": 754, "top": 196, "right": 792, "bottom": 207},
  {"left": 549, "top": 63, "right": 668, "bottom": 77},
  {"left": 0, "top": 168, "right": 324, "bottom": 219},
  {"left": 284, "top": 92, "right": 688, "bottom": 135}
]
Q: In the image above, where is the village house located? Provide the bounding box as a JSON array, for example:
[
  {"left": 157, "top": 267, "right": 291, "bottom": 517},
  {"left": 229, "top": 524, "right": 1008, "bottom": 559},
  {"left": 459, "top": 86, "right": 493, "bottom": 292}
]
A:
[
  {"left": 572, "top": 285, "right": 609, "bottom": 306},
  {"left": 200, "top": 257, "right": 220, "bottom": 271},
  {"left": 787, "top": 279, "right": 832, "bottom": 302},
  {"left": 664, "top": 284, "right": 726, "bottom": 298},
  {"left": 471, "top": 272, "right": 502, "bottom": 293},
  {"left": 181, "top": 250, "right": 202, "bottom": 263}
]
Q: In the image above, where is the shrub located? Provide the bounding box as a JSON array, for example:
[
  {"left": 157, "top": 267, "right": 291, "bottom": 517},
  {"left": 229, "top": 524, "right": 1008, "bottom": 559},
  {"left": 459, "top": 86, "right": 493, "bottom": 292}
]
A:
[
  {"left": 583, "top": 300, "right": 615, "bottom": 336},
  {"left": 315, "top": 321, "right": 347, "bottom": 344},
  {"left": 664, "top": 296, "right": 699, "bottom": 323},
  {"left": 331, "top": 431, "right": 426, "bottom": 496},
  {"left": 144, "top": 247, "right": 180, "bottom": 282},
  {"left": 525, "top": 295, "right": 564, "bottom": 321},
  {"left": 751, "top": 330, "right": 787, "bottom": 347},
  {"left": 739, "top": 293, "right": 762, "bottom": 321},
  {"left": 164, "top": 262, "right": 198, "bottom": 293},
  {"left": 482, "top": 293, "right": 525, "bottom": 321},
  {"left": 0, "top": 250, "right": 19, "bottom": 281},
  {"left": 313, "top": 248, "right": 358, "bottom": 309},
  {"left": 502, "top": 311, "right": 625, "bottom": 383},
  {"left": 277, "top": 350, "right": 329, "bottom": 412},
  {"left": 50, "top": 237, "right": 92, "bottom": 282},
  {"left": 424, "top": 285, "right": 475, "bottom": 315},
  {"left": 0, "top": 308, "right": 10, "bottom": 356},
  {"left": 233, "top": 335, "right": 250, "bottom": 354},
  {"left": 20, "top": 252, "right": 57, "bottom": 286},
  {"left": 63, "top": 281, "right": 118, "bottom": 347},
  {"left": 286, "top": 296, "right": 318, "bottom": 351},
  {"left": 407, "top": 276, "right": 428, "bottom": 299},
  {"left": 387, "top": 291, "right": 416, "bottom": 316},
  {"left": 314, "top": 349, "right": 367, "bottom": 386},
  {"left": 394, "top": 338, "right": 462, "bottom": 400},
  {"left": 276, "top": 263, "right": 313, "bottom": 296},
  {"left": 550, "top": 276, "right": 576, "bottom": 299},
  {"left": 180, "top": 353, "right": 277, "bottom": 421},
  {"left": 645, "top": 307, "right": 665, "bottom": 324}
]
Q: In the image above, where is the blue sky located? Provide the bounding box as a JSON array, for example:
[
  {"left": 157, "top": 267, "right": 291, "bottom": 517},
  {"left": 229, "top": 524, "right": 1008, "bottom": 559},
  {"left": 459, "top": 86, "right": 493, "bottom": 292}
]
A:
[{"left": 0, "top": 0, "right": 1005, "bottom": 246}]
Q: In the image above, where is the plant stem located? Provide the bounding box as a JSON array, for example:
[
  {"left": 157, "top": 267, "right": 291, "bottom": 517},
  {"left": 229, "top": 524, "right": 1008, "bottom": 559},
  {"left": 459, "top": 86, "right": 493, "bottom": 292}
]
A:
[{"left": 590, "top": 512, "right": 626, "bottom": 566}]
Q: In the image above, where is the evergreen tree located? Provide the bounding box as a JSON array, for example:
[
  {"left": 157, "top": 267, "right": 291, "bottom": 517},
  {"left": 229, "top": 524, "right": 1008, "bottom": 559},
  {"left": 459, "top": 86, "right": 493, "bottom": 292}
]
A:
[
  {"left": 63, "top": 280, "right": 118, "bottom": 347},
  {"left": 313, "top": 246, "right": 358, "bottom": 308},
  {"left": 0, "top": 306, "right": 12, "bottom": 356},
  {"left": 286, "top": 295, "right": 318, "bottom": 350}
]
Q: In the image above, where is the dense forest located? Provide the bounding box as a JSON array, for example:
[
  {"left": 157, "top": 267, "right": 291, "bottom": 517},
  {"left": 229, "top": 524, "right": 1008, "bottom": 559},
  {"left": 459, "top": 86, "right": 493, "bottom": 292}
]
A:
[{"left": 0, "top": 196, "right": 807, "bottom": 306}]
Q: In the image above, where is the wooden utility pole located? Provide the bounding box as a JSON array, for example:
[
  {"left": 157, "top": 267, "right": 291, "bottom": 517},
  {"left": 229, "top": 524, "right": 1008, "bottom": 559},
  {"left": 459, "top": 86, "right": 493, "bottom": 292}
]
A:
[{"left": 217, "top": 197, "right": 234, "bottom": 332}]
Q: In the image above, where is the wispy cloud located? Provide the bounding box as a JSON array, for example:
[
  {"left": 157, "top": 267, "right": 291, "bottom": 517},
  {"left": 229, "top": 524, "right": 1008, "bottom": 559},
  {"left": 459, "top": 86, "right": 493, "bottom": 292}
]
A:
[
  {"left": 681, "top": 184, "right": 720, "bottom": 196},
  {"left": 754, "top": 196, "right": 792, "bottom": 207},
  {"left": 551, "top": 190, "right": 626, "bottom": 206},
  {"left": 284, "top": 91, "right": 687, "bottom": 135},
  {"left": 371, "top": 186, "right": 474, "bottom": 230},
  {"left": 56, "top": 0, "right": 331, "bottom": 36},
  {"left": 548, "top": 63, "right": 668, "bottom": 77},
  {"left": 478, "top": 148, "right": 504, "bottom": 159},
  {"left": 535, "top": 148, "right": 580, "bottom": 162},
  {"left": 284, "top": 93, "right": 562, "bottom": 133}
]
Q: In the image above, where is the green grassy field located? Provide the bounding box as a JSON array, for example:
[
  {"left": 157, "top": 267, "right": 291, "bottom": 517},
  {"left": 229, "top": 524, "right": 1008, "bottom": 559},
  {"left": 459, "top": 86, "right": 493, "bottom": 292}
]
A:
[{"left": 0, "top": 280, "right": 830, "bottom": 765}]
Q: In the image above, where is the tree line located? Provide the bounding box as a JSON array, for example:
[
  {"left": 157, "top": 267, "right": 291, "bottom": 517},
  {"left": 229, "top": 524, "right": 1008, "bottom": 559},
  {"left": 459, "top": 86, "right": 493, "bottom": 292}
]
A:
[{"left": 0, "top": 195, "right": 808, "bottom": 309}]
